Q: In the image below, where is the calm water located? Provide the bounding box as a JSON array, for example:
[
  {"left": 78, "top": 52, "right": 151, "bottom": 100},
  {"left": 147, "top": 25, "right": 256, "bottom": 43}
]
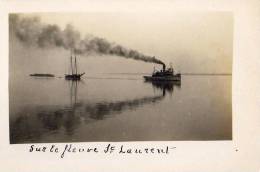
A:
[{"left": 9, "top": 74, "right": 232, "bottom": 143}]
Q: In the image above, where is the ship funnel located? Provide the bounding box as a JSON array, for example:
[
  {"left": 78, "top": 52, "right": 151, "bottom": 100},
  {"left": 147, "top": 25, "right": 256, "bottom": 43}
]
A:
[{"left": 162, "top": 63, "right": 166, "bottom": 72}]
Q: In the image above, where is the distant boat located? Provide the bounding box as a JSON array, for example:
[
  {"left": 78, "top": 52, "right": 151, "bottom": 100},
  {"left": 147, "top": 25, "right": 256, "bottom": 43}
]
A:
[
  {"left": 30, "top": 73, "right": 55, "bottom": 77},
  {"left": 65, "top": 50, "right": 85, "bottom": 80},
  {"left": 143, "top": 64, "right": 181, "bottom": 81}
]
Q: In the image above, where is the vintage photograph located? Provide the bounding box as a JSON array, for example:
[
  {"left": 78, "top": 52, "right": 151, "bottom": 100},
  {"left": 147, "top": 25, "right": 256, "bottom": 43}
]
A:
[{"left": 9, "top": 12, "right": 232, "bottom": 144}]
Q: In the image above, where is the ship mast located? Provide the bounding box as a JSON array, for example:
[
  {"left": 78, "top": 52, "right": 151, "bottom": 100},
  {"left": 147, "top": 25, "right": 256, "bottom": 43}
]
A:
[
  {"left": 75, "top": 54, "right": 77, "bottom": 75},
  {"left": 70, "top": 50, "right": 73, "bottom": 75},
  {"left": 70, "top": 49, "right": 78, "bottom": 75}
]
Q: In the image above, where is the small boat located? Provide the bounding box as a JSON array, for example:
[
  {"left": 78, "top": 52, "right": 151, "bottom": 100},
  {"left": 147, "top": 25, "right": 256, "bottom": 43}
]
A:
[
  {"left": 143, "top": 64, "right": 181, "bottom": 81},
  {"left": 65, "top": 50, "right": 85, "bottom": 80},
  {"left": 65, "top": 73, "right": 85, "bottom": 80}
]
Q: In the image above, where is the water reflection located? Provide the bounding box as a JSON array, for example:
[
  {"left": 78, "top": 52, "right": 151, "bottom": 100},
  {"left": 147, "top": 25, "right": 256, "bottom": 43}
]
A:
[
  {"left": 85, "top": 94, "right": 164, "bottom": 120},
  {"left": 10, "top": 79, "right": 180, "bottom": 143},
  {"left": 145, "top": 80, "right": 181, "bottom": 96}
]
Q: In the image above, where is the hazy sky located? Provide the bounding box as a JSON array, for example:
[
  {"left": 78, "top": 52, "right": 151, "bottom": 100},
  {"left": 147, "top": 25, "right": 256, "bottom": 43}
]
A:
[{"left": 11, "top": 12, "right": 233, "bottom": 74}]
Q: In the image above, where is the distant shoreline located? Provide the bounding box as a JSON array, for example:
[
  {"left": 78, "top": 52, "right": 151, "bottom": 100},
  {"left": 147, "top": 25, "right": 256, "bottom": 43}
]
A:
[
  {"left": 30, "top": 73, "right": 55, "bottom": 77},
  {"left": 105, "top": 72, "right": 232, "bottom": 76},
  {"left": 181, "top": 73, "right": 232, "bottom": 76}
]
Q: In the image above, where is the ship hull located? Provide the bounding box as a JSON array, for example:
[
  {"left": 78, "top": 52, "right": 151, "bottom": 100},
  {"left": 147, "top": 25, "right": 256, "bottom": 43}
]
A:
[
  {"left": 143, "top": 74, "right": 181, "bottom": 81},
  {"left": 65, "top": 73, "right": 85, "bottom": 80}
]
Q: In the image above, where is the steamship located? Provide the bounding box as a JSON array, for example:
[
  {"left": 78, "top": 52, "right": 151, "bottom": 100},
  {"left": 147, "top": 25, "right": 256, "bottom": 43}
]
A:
[
  {"left": 143, "top": 63, "right": 181, "bottom": 82},
  {"left": 65, "top": 51, "right": 85, "bottom": 80}
]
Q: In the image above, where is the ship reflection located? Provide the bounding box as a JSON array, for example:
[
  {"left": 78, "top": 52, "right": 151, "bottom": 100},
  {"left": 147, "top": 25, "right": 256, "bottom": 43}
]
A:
[
  {"left": 144, "top": 80, "right": 181, "bottom": 96},
  {"left": 10, "top": 80, "right": 175, "bottom": 143}
]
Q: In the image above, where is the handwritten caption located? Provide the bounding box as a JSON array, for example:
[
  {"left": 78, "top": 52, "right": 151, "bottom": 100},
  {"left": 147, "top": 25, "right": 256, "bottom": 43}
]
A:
[{"left": 28, "top": 144, "right": 176, "bottom": 158}]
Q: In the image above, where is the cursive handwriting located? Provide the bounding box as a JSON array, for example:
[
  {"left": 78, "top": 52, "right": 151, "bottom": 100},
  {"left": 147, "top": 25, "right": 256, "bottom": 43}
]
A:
[{"left": 28, "top": 144, "right": 176, "bottom": 158}]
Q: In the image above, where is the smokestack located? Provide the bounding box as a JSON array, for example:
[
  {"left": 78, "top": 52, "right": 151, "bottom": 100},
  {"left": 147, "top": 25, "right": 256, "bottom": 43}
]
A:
[
  {"left": 9, "top": 14, "right": 165, "bottom": 66},
  {"left": 162, "top": 63, "right": 166, "bottom": 72}
]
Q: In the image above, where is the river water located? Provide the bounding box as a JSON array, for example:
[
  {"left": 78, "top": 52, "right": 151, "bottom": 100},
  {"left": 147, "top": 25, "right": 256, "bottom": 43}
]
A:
[{"left": 9, "top": 74, "right": 232, "bottom": 143}]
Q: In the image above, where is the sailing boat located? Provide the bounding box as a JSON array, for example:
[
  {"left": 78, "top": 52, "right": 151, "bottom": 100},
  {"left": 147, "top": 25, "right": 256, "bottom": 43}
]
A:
[{"left": 65, "top": 50, "right": 85, "bottom": 80}]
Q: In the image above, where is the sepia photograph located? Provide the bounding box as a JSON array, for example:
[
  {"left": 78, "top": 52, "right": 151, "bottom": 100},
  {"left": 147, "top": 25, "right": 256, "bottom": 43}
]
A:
[{"left": 9, "top": 12, "right": 233, "bottom": 144}]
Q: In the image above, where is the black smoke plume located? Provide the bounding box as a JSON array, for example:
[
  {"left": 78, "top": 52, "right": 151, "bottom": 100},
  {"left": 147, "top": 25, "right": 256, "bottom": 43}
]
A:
[{"left": 9, "top": 14, "right": 164, "bottom": 66}]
